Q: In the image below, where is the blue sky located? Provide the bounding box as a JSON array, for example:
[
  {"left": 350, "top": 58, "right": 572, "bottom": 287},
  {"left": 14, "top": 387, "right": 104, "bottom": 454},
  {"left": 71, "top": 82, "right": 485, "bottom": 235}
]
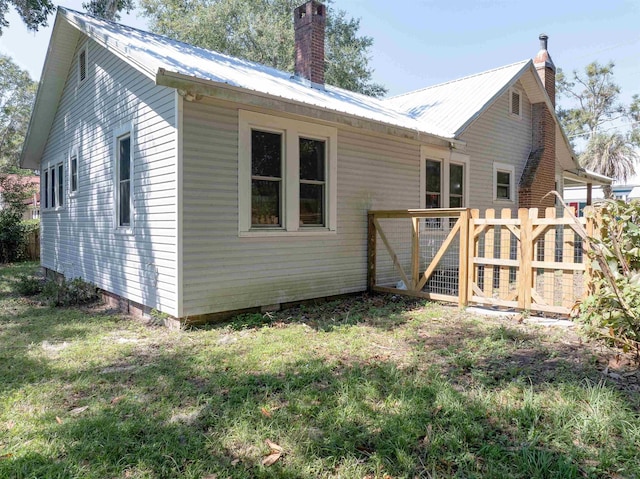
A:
[{"left": 1, "top": 0, "right": 639, "bottom": 110}]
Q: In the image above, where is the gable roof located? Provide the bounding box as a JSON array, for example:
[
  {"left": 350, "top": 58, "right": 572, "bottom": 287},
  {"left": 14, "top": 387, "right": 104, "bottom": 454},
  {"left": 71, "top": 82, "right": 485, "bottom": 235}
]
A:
[
  {"left": 21, "top": 7, "right": 581, "bottom": 175},
  {"left": 384, "top": 61, "right": 531, "bottom": 137}
]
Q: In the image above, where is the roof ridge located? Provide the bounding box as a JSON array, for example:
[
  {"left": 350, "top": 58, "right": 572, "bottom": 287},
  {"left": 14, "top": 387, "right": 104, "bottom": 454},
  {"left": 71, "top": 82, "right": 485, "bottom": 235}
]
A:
[{"left": 387, "top": 59, "right": 531, "bottom": 100}]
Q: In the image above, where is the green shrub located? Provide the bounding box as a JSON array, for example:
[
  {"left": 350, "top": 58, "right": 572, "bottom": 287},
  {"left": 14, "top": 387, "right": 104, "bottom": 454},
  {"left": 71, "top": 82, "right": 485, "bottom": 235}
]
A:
[
  {"left": 42, "top": 277, "right": 100, "bottom": 306},
  {"left": 16, "top": 273, "right": 44, "bottom": 296},
  {"left": 579, "top": 199, "right": 640, "bottom": 356}
]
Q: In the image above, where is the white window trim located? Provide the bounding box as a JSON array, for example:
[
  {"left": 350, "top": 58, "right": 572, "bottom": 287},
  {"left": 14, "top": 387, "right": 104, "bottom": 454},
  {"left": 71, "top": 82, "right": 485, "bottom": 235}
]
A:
[
  {"left": 68, "top": 145, "right": 79, "bottom": 198},
  {"left": 77, "top": 43, "right": 88, "bottom": 86},
  {"left": 113, "top": 121, "right": 135, "bottom": 234},
  {"left": 238, "top": 110, "right": 337, "bottom": 237},
  {"left": 509, "top": 87, "right": 522, "bottom": 119},
  {"left": 420, "top": 145, "right": 470, "bottom": 209},
  {"left": 42, "top": 160, "right": 66, "bottom": 212},
  {"left": 493, "top": 162, "right": 515, "bottom": 203}
]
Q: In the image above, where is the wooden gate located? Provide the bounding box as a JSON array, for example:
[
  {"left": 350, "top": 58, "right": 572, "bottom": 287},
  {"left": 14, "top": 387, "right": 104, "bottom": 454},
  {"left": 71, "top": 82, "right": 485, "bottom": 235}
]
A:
[
  {"left": 368, "top": 207, "right": 593, "bottom": 316},
  {"left": 368, "top": 209, "right": 469, "bottom": 306}
]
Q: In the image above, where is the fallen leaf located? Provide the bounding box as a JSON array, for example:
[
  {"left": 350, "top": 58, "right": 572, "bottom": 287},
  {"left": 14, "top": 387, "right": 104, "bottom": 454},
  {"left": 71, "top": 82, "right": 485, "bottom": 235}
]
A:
[
  {"left": 5, "top": 421, "right": 15, "bottom": 430},
  {"left": 111, "top": 396, "right": 123, "bottom": 405},
  {"left": 265, "top": 439, "right": 283, "bottom": 452},
  {"left": 201, "top": 474, "right": 217, "bottom": 479},
  {"left": 55, "top": 416, "right": 63, "bottom": 424},
  {"left": 261, "top": 451, "right": 281, "bottom": 466},
  {"left": 0, "top": 453, "right": 13, "bottom": 460},
  {"left": 230, "top": 459, "right": 240, "bottom": 466},
  {"left": 69, "top": 406, "right": 89, "bottom": 416},
  {"left": 260, "top": 407, "right": 272, "bottom": 418}
]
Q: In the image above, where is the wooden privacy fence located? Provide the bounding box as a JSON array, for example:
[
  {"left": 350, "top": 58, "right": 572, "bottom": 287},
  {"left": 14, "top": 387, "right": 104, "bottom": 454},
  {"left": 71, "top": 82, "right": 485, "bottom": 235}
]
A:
[
  {"left": 368, "top": 207, "right": 594, "bottom": 316},
  {"left": 23, "top": 229, "right": 40, "bottom": 261}
]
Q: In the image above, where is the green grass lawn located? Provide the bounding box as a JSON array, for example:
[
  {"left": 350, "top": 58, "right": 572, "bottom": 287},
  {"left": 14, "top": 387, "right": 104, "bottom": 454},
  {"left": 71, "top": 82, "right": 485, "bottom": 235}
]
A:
[{"left": 1, "top": 263, "right": 639, "bottom": 478}]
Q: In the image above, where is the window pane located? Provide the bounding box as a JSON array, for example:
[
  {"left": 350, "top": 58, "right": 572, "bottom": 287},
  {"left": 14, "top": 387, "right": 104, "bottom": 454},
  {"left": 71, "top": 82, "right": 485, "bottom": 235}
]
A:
[
  {"left": 119, "top": 181, "right": 130, "bottom": 226},
  {"left": 300, "top": 138, "right": 325, "bottom": 181},
  {"left": 58, "top": 164, "right": 64, "bottom": 206},
  {"left": 252, "top": 130, "right": 281, "bottom": 177},
  {"left": 449, "top": 196, "right": 463, "bottom": 208},
  {"left": 497, "top": 185, "right": 510, "bottom": 199},
  {"left": 497, "top": 171, "right": 510, "bottom": 186},
  {"left": 252, "top": 179, "right": 281, "bottom": 226},
  {"left": 119, "top": 137, "right": 131, "bottom": 181},
  {"left": 44, "top": 171, "right": 48, "bottom": 208},
  {"left": 300, "top": 183, "right": 324, "bottom": 226},
  {"left": 449, "top": 164, "right": 463, "bottom": 196},
  {"left": 50, "top": 168, "right": 56, "bottom": 208},
  {"left": 71, "top": 156, "right": 78, "bottom": 192},
  {"left": 426, "top": 193, "right": 440, "bottom": 209},
  {"left": 426, "top": 160, "right": 441, "bottom": 193}
]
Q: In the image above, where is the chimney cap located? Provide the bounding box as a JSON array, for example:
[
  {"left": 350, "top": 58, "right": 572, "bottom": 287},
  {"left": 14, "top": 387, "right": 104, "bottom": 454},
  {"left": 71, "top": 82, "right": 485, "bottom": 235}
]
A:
[{"left": 534, "top": 33, "right": 555, "bottom": 72}]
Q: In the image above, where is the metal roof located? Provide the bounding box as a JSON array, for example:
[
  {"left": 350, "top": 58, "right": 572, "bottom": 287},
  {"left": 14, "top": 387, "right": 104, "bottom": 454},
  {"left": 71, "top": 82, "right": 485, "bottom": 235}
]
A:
[{"left": 384, "top": 61, "right": 531, "bottom": 138}]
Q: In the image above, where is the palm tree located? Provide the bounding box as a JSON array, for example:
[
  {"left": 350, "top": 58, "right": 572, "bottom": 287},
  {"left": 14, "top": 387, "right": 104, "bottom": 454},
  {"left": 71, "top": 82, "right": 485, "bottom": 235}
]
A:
[{"left": 580, "top": 132, "right": 639, "bottom": 198}]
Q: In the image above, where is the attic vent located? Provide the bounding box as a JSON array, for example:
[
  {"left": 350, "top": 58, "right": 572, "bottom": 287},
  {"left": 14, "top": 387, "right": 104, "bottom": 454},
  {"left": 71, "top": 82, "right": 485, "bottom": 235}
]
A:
[
  {"left": 510, "top": 88, "right": 521, "bottom": 117},
  {"left": 78, "top": 46, "right": 87, "bottom": 84}
]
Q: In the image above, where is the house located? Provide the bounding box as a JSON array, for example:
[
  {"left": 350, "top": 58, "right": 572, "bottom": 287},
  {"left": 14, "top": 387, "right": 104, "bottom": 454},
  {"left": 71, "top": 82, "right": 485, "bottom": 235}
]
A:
[
  {"left": 20, "top": 3, "right": 608, "bottom": 322},
  {"left": 0, "top": 174, "right": 40, "bottom": 220},
  {"left": 564, "top": 173, "right": 639, "bottom": 215}
]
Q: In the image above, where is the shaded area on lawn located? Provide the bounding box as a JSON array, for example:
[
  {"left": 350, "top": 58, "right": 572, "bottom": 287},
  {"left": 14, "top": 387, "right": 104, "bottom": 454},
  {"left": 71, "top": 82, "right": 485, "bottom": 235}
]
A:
[{"left": 1, "top": 263, "right": 639, "bottom": 478}]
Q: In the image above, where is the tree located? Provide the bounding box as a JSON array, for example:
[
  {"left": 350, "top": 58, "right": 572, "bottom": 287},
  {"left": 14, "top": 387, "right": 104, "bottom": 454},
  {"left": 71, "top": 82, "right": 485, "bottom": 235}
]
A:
[
  {"left": 557, "top": 61, "right": 639, "bottom": 194},
  {"left": 82, "top": 0, "right": 134, "bottom": 21},
  {"left": 580, "top": 133, "right": 638, "bottom": 198},
  {"left": 138, "top": 0, "right": 387, "bottom": 97},
  {"left": 0, "top": 0, "right": 54, "bottom": 34},
  {"left": 0, "top": 173, "right": 35, "bottom": 262},
  {"left": 0, "top": 54, "right": 37, "bottom": 172}
]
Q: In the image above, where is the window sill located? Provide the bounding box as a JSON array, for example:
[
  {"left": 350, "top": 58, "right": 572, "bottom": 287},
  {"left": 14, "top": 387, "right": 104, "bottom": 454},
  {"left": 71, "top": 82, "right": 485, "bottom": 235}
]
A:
[
  {"left": 239, "top": 228, "right": 337, "bottom": 238},
  {"left": 493, "top": 198, "right": 515, "bottom": 204},
  {"left": 43, "top": 206, "right": 66, "bottom": 213},
  {"left": 114, "top": 227, "right": 134, "bottom": 236}
]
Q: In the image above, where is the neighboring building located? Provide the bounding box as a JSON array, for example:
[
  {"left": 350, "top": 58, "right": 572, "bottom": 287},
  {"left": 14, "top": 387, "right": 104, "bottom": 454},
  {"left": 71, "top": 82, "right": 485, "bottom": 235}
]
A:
[
  {"left": 0, "top": 174, "right": 40, "bottom": 220},
  {"left": 20, "top": 4, "right": 607, "bottom": 321},
  {"left": 564, "top": 173, "right": 639, "bottom": 215}
]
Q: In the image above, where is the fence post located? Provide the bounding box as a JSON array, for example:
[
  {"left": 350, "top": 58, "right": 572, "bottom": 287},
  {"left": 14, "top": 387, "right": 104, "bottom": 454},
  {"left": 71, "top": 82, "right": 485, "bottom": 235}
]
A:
[
  {"left": 518, "top": 208, "right": 533, "bottom": 311},
  {"left": 411, "top": 216, "right": 420, "bottom": 291},
  {"left": 367, "top": 212, "right": 376, "bottom": 291},
  {"left": 583, "top": 206, "right": 595, "bottom": 296},
  {"left": 457, "top": 210, "right": 469, "bottom": 307},
  {"left": 467, "top": 209, "right": 479, "bottom": 305}
]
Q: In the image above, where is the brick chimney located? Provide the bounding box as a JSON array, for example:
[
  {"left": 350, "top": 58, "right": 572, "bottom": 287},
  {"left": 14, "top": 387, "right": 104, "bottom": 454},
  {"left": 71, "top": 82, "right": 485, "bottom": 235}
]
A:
[
  {"left": 519, "top": 34, "right": 557, "bottom": 209},
  {"left": 294, "top": 1, "right": 326, "bottom": 86}
]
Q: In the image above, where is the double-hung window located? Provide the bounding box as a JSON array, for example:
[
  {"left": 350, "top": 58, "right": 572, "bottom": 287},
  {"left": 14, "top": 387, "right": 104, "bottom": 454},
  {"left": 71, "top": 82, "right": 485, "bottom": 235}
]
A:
[
  {"left": 421, "top": 147, "right": 469, "bottom": 211},
  {"left": 493, "top": 162, "right": 515, "bottom": 202},
  {"left": 69, "top": 148, "right": 78, "bottom": 195},
  {"left": 113, "top": 123, "right": 134, "bottom": 231},
  {"left": 43, "top": 162, "right": 64, "bottom": 210},
  {"left": 239, "top": 111, "right": 336, "bottom": 235}
]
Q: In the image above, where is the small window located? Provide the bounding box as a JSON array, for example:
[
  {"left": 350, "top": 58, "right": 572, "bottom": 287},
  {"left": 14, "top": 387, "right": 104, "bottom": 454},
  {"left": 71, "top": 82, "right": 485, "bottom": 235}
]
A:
[
  {"left": 425, "top": 159, "right": 442, "bottom": 208},
  {"left": 510, "top": 88, "right": 522, "bottom": 117},
  {"left": 117, "top": 134, "right": 132, "bottom": 227},
  {"left": 43, "top": 170, "right": 49, "bottom": 209},
  {"left": 57, "top": 163, "right": 64, "bottom": 207},
  {"left": 78, "top": 46, "right": 88, "bottom": 84},
  {"left": 299, "top": 138, "right": 326, "bottom": 226},
  {"left": 493, "top": 162, "right": 515, "bottom": 202},
  {"left": 50, "top": 167, "right": 56, "bottom": 208},
  {"left": 70, "top": 153, "right": 78, "bottom": 193},
  {"left": 251, "top": 130, "right": 283, "bottom": 227}
]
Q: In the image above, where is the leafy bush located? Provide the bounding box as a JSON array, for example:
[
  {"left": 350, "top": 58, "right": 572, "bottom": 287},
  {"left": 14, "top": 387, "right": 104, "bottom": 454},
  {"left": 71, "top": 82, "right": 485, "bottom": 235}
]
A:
[
  {"left": 42, "top": 277, "right": 100, "bottom": 306},
  {"left": 16, "top": 273, "right": 44, "bottom": 296},
  {"left": 579, "top": 199, "right": 640, "bottom": 356},
  {"left": 0, "top": 174, "right": 38, "bottom": 263}
]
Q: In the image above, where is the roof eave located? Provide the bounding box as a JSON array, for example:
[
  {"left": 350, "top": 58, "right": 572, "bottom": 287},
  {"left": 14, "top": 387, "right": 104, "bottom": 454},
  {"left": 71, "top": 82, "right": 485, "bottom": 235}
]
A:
[{"left": 156, "top": 69, "right": 462, "bottom": 149}]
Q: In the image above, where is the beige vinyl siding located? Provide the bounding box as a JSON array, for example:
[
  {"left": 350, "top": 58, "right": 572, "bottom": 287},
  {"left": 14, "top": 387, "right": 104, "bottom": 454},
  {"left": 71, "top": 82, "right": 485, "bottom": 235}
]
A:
[
  {"left": 181, "top": 98, "right": 420, "bottom": 316},
  {"left": 40, "top": 37, "right": 178, "bottom": 315},
  {"left": 460, "top": 81, "right": 532, "bottom": 211}
]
